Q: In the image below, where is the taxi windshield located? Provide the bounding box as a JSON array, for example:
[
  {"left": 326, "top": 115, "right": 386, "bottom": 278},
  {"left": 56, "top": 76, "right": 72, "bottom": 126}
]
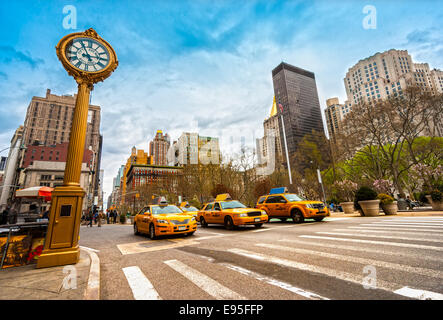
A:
[
  {"left": 183, "top": 206, "right": 198, "bottom": 212},
  {"left": 152, "top": 205, "right": 183, "bottom": 214},
  {"left": 284, "top": 194, "right": 305, "bottom": 202},
  {"left": 220, "top": 201, "right": 247, "bottom": 209}
]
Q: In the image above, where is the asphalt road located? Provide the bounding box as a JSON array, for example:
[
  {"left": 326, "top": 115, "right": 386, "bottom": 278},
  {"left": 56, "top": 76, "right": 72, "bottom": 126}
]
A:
[{"left": 79, "top": 215, "right": 443, "bottom": 300}]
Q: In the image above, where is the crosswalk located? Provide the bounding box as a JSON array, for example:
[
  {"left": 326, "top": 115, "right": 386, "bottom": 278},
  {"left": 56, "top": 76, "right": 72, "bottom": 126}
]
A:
[{"left": 120, "top": 216, "right": 443, "bottom": 300}]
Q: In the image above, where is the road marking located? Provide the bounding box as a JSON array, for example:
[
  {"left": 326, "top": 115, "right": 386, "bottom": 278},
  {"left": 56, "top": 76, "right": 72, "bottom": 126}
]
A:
[
  {"left": 79, "top": 246, "right": 100, "bottom": 253},
  {"left": 227, "top": 248, "right": 403, "bottom": 292},
  {"left": 164, "top": 259, "right": 245, "bottom": 300},
  {"left": 277, "top": 239, "right": 443, "bottom": 262},
  {"left": 360, "top": 223, "right": 443, "bottom": 229},
  {"left": 324, "top": 217, "right": 352, "bottom": 221},
  {"left": 382, "top": 219, "right": 443, "bottom": 222},
  {"left": 255, "top": 243, "right": 443, "bottom": 279},
  {"left": 370, "top": 222, "right": 443, "bottom": 226},
  {"left": 394, "top": 286, "right": 443, "bottom": 300},
  {"left": 315, "top": 231, "right": 443, "bottom": 243},
  {"left": 117, "top": 240, "right": 199, "bottom": 255},
  {"left": 220, "top": 263, "right": 329, "bottom": 300},
  {"left": 347, "top": 226, "right": 443, "bottom": 233},
  {"left": 122, "top": 266, "right": 161, "bottom": 300},
  {"left": 334, "top": 228, "right": 443, "bottom": 237},
  {"left": 299, "top": 235, "right": 443, "bottom": 251}
]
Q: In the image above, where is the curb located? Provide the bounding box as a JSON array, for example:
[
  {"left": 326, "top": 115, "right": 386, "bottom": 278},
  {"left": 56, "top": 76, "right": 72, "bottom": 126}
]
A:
[{"left": 80, "top": 247, "right": 100, "bottom": 300}]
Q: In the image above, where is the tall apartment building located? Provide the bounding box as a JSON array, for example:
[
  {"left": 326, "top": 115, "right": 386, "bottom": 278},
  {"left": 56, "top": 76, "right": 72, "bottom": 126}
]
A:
[
  {"left": 20, "top": 89, "right": 103, "bottom": 201},
  {"left": 257, "top": 96, "right": 283, "bottom": 166},
  {"left": 272, "top": 62, "right": 325, "bottom": 160},
  {"left": 120, "top": 147, "right": 153, "bottom": 204},
  {"left": 328, "top": 49, "right": 443, "bottom": 136},
  {"left": 167, "top": 132, "right": 220, "bottom": 166},
  {"left": 324, "top": 97, "right": 345, "bottom": 141},
  {"left": 149, "top": 130, "right": 170, "bottom": 166}
]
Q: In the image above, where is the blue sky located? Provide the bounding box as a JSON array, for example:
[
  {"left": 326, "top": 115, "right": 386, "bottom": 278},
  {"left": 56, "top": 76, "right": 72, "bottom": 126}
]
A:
[{"left": 1, "top": 0, "right": 442, "bottom": 201}]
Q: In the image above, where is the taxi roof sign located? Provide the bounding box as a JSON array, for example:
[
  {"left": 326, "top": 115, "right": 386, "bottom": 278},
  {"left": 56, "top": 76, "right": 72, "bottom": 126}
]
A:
[
  {"left": 180, "top": 201, "right": 190, "bottom": 208},
  {"left": 269, "top": 187, "right": 288, "bottom": 195},
  {"left": 152, "top": 196, "right": 168, "bottom": 206},
  {"left": 215, "top": 193, "right": 232, "bottom": 201}
]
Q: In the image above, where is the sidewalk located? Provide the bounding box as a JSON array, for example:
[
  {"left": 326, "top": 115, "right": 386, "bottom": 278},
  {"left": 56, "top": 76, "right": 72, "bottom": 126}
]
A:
[
  {"left": 330, "top": 208, "right": 443, "bottom": 218},
  {"left": 0, "top": 248, "right": 96, "bottom": 300}
]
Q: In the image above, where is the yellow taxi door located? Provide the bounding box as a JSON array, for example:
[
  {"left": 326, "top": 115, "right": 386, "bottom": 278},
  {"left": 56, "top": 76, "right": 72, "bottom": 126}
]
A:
[
  {"left": 274, "top": 195, "right": 289, "bottom": 217},
  {"left": 212, "top": 202, "right": 224, "bottom": 224},
  {"left": 203, "top": 203, "right": 214, "bottom": 223},
  {"left": 139, "top": 207, "right": 151, "bottom": 232}
]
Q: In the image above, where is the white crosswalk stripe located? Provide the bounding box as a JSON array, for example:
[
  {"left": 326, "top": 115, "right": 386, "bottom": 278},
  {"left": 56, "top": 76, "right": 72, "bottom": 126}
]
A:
[
  {"left": 370, "top": 222, "right": 443, "bottom": 227},
  {"left": 394, "top": 286, "right": 443, "bottom": 300},
  {"left": 277, "top": 238, "right": 443, "bottom": 262},
  {"left": 347, "top": 226, "right": 443, "bottom": 233},
  {"left": 122, "top": 266, "right": 161, "bottom": 300},
  {"left": 360, "top": 223, "right": 443, "bottom": 229},
  {"left": 299, "top": 235, "right": 443, "bottom": 251},
  {"left": 164, "top": 259, "right": 245, "bottom": 300},
  {"left": 254, "top": 243, "right": 443, "bottom": 279},
  {"left": 220, "top": 263, "right": 329, "bottom": 300},
  {"left": 227, "top": 248, "right": 406, "bottom": 292},
  {"left": 333, "top": 228, "right": 443, "bottom": 237},
  {"left": 315, "top": 231, "right": 443, "bottom": 243}
]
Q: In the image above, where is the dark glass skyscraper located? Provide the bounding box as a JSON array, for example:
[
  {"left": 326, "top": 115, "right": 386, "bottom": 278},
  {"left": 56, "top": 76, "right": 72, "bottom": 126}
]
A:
[{"left": 272, "top": 62, "right": 325, "bottom": 161}]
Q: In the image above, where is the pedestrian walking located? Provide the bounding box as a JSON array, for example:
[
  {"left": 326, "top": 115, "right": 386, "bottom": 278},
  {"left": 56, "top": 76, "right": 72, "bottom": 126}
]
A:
[
  {"left": 87, "top": 209, "right": 93, "bottom": 227},
  {"left": 112, "top": 210, "right": 117, "bottom": 224},
  {"left": 106, "top": 210, "right": 110, "bottom": 224},
  {"left": 98, "top": 211, "right": 102, "bottom": 227},
  {"left": 0, "top": 206, "right": 9, "bottom": 225}
]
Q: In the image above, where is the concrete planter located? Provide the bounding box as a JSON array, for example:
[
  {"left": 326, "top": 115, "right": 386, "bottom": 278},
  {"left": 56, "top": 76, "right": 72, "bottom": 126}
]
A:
[
  {"left": 381, "top": 201, "right": 398, "bottom": 215},
  {"left": 340, "top": 202, "right": 355, "bottom": 214},
  {"left": 426, "top": 195, "right": 443, "bottom": 211},
  {"left": 358, "top": 199, "right": 381, "bottom": 216}
]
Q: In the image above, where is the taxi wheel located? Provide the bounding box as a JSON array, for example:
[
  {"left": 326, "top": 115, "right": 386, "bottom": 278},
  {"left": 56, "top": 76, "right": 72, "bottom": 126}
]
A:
[
  {"left": 254, "top": 223, "right": 263, "bottom": 228},
  {"left": 187, "top": 231, "right": 195, "bottom": 236},
  {"left": 149, "top": 224, "right": 157, "bottom": 240},
  {"left": 200, "top": 217, "right": 208, "bottom": 228},
  {"left": 314, "top": 217, "right": 324, "bottom": 222},
  {"left": 291, "top": 209, "right": 304, "bottom": 224},
  {"left": 224, "top": 216, "right": 234, "bottom": 230},
  {"left": 134, "top": 223, "right": 140, "bottom": 235}
]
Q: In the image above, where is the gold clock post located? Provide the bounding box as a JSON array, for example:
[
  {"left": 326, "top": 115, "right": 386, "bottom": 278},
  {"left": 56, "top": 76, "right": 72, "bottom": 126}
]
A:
[{"left": 37, "top": 28, "right": 118, "bottom": 268}]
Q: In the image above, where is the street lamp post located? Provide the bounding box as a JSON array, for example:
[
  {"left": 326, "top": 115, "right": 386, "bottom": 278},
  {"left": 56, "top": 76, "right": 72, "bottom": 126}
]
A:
[{"left": 37, "top": 28, "right": 118, "bottom": 268}]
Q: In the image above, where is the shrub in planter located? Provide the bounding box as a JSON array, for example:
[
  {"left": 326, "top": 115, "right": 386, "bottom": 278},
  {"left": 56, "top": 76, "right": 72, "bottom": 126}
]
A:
[
  {"left": 431, "top": 190, "right": 442, "bottom": 202},
  {"left": 429, "top": 190, "right": 443, "bottom": 211},
  {"left": 377, "top": 193, "right": 397, "bottom": 215},
  {"left": 334, "top": 180, "right": 357, "bottom": 214},
  {"left": 119, "top": 214, "right": 127, "bottom": 224},
  {"left": 355, "top": 186, "right": 379, "bottom": 216}
]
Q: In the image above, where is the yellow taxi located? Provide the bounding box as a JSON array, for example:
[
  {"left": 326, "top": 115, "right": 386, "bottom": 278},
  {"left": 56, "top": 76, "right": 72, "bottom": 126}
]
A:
[
  {"left": 134, "top": 197, "right": 197, "bottom": 239},
  {"left": 178, "top": 201, "right": 199, "bottom": 219},
  {"left": 256, "top": 187, "right": 328, "bottom": 223},
  {"left": 197, "top": 193, "right": 268, "bottom": 230}
]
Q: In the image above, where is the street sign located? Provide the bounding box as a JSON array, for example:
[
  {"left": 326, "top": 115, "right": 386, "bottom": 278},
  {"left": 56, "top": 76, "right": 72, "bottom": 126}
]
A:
[{"left": 317, "top": 169, "right": 322, "bottom": 184}]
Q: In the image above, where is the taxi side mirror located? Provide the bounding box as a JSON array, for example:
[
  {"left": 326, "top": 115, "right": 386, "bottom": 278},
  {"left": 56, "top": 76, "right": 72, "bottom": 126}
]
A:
[{"left": 214, "top": 207, "right": 221, "bottom": 211}]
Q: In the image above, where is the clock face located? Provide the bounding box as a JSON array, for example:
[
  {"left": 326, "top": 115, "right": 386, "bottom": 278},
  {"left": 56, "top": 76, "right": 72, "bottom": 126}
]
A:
[{"left": 65, "top": 38, "right": 110, "bottom": 72}]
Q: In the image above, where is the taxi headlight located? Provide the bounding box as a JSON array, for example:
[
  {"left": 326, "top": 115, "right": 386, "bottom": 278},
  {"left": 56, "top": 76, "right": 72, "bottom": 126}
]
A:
[
  {"left": 261, "top": 210, "right": 266, "bottom": 215},
  {"left": 239, "top": 213, "right": 247, "bottom": 217},
  {"left": 157, "top": 219, "right": 169, "bottom": 224},
  {"left": 191, "top": 217, "right": 196, "bottom": 221},
  {"left": 305, "top": 204, "right": 315, "bottom": 209}
]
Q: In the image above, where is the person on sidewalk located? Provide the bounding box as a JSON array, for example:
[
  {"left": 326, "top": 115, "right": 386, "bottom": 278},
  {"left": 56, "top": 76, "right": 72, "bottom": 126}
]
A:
[
  {"left": 87, "top": 209, "right": 93, "bottom": 227},
  {"left": 0, "top": 206, "right": 9, "bottom": 225},
  {"left": 97, "top": 211, "right": 102, "bottom": 227}
]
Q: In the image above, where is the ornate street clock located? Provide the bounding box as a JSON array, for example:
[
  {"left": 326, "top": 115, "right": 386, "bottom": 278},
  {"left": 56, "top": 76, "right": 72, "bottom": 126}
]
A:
[
  {"left": 56, "top": 28, "right": 118, "bottom": 85},
  {"left": 37, "top": 28, "right": 118, "bottom": 269}
]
